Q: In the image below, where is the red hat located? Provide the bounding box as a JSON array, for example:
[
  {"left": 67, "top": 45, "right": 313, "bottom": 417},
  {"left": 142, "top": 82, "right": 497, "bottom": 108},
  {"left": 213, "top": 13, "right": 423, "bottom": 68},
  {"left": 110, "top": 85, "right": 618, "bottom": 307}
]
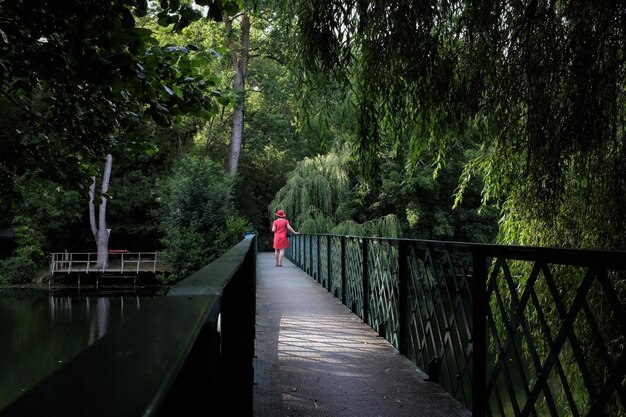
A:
[{"left": 276, "top": 210, "right": 286, "bottom": 218}]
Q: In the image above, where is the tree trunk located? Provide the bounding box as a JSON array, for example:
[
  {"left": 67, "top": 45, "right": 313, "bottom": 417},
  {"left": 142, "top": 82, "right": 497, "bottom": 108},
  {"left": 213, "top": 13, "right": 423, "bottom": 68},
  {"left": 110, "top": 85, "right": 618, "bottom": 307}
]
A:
[
  {"left": 89, "top": 154, "right": 113, "bottom": 269},
  {"left": 223, "top": 11, "right": 251, "bottom": 175}
]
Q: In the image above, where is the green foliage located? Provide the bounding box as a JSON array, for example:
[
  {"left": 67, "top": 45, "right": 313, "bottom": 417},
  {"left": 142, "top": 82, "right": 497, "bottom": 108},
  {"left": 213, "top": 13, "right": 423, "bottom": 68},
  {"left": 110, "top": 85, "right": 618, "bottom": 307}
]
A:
[
  {"left": 224, "top": 3, "right": 318, "bottom": 244},
  {"left": 211, "top": 216, "right": 253, "bottom": 252},
  {"left": 1, "top": 174, "right": 86, "bottom": 263},
  {"left": 269, "top": 136, "right": 498, "bottom": 241},
  {"left": 362, "top": 140, "right": 498, "bottom": 242},
  {"left": 106, "top": 170, "right": 162, "bottom": 250},
  {"left": 329, "top": 215, "right": 402, "bottom": 238},
  {"left": 0, "top": 256, "right": 39, "bottom": 284},
  {"left": 269, "top": 147, "right": 352, "bottom": 233},
  {"left": 282, "top": 10, "right": 625, "bottom": 412},
  {"left": 0, "top": 173, "right": 88, "bottom": 283},
  {"left": 284, "top": 0, "right": 626, "bottom": 251},
  {"left": 156, "top": 156, "right": 250, "bottom": 282},
  {"left": 13, "top": 175, "right": 84, "bottom": 242},
  {"left": 0, "top": 218, "right": 47, "bottom": 284},
  {"left": 0, "top": 0, "right": 228, "bottom": 202},
  {"left": 157, "top": 221, "right": 206, "bottom": 283}
]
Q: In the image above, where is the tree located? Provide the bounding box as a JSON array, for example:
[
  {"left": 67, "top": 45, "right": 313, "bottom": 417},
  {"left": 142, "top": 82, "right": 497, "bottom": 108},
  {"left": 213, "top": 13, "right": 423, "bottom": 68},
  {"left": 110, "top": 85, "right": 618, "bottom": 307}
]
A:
[
  {"left": 149, "top": 0, "right": 252, "bottom": 176},
  {"left": 0, "top": 0, "right": 230, "bottom": 202},
  {"left": 156, "top": 156, "right": 250, "bottom": 282},
  {"left": 89, "top": 154, "right": 113, "bottom": 269},
  {"left": 281, "top": 0, "right": 626, "bottom": 250},
  {"left": 223, "top": 10, "right": 251, "bottom": 175},
  {"left": 269, "top": 140, "right": 498, "bottom": 241}
]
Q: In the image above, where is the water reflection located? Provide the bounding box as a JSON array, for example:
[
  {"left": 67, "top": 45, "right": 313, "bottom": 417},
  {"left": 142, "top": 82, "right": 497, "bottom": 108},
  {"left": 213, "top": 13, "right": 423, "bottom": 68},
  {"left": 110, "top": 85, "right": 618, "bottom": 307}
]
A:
[{"left": 0, "top": 285, "right": 166, "bottom": 411}]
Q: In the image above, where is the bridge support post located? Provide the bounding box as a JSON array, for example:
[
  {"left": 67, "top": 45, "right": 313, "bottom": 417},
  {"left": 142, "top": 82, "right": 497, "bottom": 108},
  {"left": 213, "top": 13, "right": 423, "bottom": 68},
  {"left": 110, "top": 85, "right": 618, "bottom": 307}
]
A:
[
  {"left": 341, "top": 237, "right": 347, "bottom": 305},
  {"left": 362, "top": 238, "right": 369, "bottom": 324},
  {"left": 316, "top": 234, "right": 321, "bottom": 284},
  {"left": 398, "top": 240, "right": 409, "bottom": 356},
  {"left": 471, "top": 248, "right": 487, "bottom": 417},
  {"left": 327, "top": 235, "right": 332, "bottom": 292}
]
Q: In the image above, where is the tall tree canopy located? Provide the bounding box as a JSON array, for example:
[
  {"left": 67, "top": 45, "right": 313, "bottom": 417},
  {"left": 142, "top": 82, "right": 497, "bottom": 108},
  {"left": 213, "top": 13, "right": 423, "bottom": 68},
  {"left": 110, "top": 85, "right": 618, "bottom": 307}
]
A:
[
  {"left": 0, "top": 0, "right": 234, "bottom": 201},
  {"left": 0, "top": 0, "right": 259, "bottom": 281},
  {"left": 282, "top": 0, "right": 626, "bottom": 249}
]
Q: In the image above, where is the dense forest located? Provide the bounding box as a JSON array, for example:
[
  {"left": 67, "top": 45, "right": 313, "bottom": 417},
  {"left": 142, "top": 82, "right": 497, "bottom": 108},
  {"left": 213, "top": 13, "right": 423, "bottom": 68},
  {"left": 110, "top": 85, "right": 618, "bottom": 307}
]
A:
[{"left": 0, "top": 0, "right": 624, "bottom": 284}]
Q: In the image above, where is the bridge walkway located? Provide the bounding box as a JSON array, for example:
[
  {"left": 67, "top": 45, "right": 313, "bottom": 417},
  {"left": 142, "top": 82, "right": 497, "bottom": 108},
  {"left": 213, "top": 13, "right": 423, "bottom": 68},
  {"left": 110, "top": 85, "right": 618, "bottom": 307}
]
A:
[{"left": 253, "top": 252, "right": 471, "bottom": 417}]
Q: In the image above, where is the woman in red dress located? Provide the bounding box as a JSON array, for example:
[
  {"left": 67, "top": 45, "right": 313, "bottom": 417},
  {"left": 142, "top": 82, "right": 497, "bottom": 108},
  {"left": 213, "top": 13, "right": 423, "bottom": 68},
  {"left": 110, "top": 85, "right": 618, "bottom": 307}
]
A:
[{"left": 272, "top": 209, "right": 299, "bottom": 267}]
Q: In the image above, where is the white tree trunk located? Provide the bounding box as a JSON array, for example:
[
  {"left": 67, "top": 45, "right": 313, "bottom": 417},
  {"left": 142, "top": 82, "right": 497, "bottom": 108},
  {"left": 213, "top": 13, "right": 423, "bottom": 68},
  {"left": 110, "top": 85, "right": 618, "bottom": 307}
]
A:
[
  {"left": 224, "top": 12, "right": 250, "bottom": 175},
  {"left": 89, "top": 154, "right": 113, "bottom": 269}
]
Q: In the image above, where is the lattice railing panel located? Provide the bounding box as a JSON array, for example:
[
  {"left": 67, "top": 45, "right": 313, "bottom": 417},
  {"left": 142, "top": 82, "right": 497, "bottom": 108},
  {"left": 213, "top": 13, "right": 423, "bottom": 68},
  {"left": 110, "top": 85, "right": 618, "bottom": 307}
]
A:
[
  {"left": 344, "top": 237, "right": 363, "bottom": 317},
  {"left": 310, "top": 235, "right": 319, "bottom": 280},
  {"left": 319, "top": 236, "right": 329, "bottom": 287},
  {"left": 288, "top": 235, "right": 626, "bottom": 417},
  {"left": 330, "top": 235, "right": 343, "bottom": 298},
  {"left": 485, "top": 256, "right": 626, "bottom": 417},
  {"left": 405, "top": 243, "right": 474, "bottom": 408},
  {"left": 367, "top": 239, "right": 400, "bottom": 348}
]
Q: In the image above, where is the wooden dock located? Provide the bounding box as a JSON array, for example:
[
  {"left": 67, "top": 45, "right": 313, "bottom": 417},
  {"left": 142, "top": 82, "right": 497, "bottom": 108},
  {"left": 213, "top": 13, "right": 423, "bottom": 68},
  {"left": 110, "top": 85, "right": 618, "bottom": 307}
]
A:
[{"left": 50, "top": 251, "right": 169, "bottom": 276}]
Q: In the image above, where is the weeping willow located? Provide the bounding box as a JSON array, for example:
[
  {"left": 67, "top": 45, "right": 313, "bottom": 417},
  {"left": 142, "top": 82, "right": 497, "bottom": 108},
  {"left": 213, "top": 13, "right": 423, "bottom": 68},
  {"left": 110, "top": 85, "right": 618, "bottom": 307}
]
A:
[
  {"left": 329, "top": 214, "right": 402, "bottom": 237},
  {"left": 279, "top": 1, "right": 626, "bottom": 415},
  {"left": 281, "top": 0, "right": 626, "bottom": 250},
  {"left": 269, "top": 147, "right": 402, "bottom": 237},
  {"left": 269, "top": 150, "right": 349, "bottom": 228}
]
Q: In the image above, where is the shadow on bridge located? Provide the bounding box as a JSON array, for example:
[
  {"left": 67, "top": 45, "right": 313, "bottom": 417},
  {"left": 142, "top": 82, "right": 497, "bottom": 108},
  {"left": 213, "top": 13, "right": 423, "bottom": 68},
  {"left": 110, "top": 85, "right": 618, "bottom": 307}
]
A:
[{"left": 253, "top": 252, "right": 470, "bottom": 417}]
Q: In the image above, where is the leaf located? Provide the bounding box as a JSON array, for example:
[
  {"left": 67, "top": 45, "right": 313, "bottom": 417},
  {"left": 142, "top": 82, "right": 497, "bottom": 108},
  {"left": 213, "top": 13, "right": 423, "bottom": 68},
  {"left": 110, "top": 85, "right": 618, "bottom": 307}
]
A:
[
  {"left": 172, "top": 86, "right": 184, "bottom": 98},
  {"left": 216, "top": 96, "right": 231, "bottom": 106},
  {"left": 205, "top": 75, "right": 221, "bottom": 85},
  {"left": 179, "top": 5, "right": 202, "bottom": 22},
  {"left": 207, "top": 10, "right": 222, "bottom": 22},
  {"left": 211, "top": 47, "right": 227, "bottom": 56},
  {"left": 222, "top": 1, "right": 242, "bottom": 15},
  {"left": 133, "top": 1, "right": 148, "bottom": 18},
  {"left": 133, "top": 27, "right": 153, "bottom": 38}
]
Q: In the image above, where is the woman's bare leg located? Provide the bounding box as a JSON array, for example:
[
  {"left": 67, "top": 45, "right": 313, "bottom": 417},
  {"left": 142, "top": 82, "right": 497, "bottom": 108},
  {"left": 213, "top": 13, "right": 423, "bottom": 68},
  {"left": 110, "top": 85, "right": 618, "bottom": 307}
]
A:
[
  {"left": 275, "top": 249, "right": 280, "bottom": 266},
  {"left": 278, "top": 249, "right": 285, "bottom": 266}
]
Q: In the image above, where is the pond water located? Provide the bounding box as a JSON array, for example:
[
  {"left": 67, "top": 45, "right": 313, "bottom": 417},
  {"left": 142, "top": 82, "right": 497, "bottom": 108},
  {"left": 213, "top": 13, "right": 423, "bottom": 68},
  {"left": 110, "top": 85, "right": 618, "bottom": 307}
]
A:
[{"left": 0, "top": 284, "right": 167, "bottom": 410}]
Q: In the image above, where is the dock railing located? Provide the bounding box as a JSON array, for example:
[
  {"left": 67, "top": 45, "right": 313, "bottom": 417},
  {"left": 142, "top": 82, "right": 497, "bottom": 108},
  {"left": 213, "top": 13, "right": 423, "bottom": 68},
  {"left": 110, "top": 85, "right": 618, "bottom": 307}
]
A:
[
  {"left": 50, "top": 251, "right": 162, "bottom": 274},
  {"left": 2, "top": 235, "right": 257, "bottom": 417},
  {"left": 287, "top": 234, "right": 626, "bottom": 417}
]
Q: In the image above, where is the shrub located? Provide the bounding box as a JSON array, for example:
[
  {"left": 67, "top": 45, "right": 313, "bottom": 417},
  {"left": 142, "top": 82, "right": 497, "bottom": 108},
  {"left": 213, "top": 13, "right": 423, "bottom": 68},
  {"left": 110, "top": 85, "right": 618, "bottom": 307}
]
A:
[{"left": 157, "top": 157, "right": 250, "bottom": 283}]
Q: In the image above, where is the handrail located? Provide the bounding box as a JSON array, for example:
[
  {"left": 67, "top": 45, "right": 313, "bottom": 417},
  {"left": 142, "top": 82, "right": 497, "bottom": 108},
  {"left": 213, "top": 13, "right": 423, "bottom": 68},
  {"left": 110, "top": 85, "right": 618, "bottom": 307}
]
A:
[
  {"left": 1, "top": 235, "right": 257, "bottom": 417},
  {"left": 287, "top": 234, "right": 626, "bottom": 417}
]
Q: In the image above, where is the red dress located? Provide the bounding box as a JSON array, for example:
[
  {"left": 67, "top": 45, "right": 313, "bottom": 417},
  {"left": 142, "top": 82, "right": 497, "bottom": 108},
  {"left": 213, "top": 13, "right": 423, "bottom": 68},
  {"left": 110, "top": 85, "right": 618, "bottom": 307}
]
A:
[{"left": 273, "top": 218, "right": 290, "bottom": 249}]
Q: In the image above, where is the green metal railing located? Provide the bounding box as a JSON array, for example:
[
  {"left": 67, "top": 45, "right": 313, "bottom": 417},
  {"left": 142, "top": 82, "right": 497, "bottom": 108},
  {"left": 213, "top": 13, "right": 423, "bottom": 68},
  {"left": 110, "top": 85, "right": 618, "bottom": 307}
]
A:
[
  {"left": 0, "top": 235, "right": 257, "bottom": 417},
  {"left": 287, "top": 234, "right": 626, "bottom": 417}
]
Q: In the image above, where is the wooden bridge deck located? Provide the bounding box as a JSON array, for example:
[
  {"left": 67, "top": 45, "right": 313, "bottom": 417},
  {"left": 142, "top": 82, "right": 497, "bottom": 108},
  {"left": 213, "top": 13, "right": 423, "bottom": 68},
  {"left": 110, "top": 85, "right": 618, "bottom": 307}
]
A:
[{"left": 253, "top": 252, "right": 471, "bottom": 417}]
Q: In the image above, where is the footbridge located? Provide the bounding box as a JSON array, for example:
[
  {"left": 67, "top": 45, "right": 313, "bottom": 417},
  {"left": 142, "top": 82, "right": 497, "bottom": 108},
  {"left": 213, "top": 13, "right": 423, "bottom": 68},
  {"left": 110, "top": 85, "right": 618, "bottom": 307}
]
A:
[{"left": 1, "top": 234, "right": 625, "bottom": 417}]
